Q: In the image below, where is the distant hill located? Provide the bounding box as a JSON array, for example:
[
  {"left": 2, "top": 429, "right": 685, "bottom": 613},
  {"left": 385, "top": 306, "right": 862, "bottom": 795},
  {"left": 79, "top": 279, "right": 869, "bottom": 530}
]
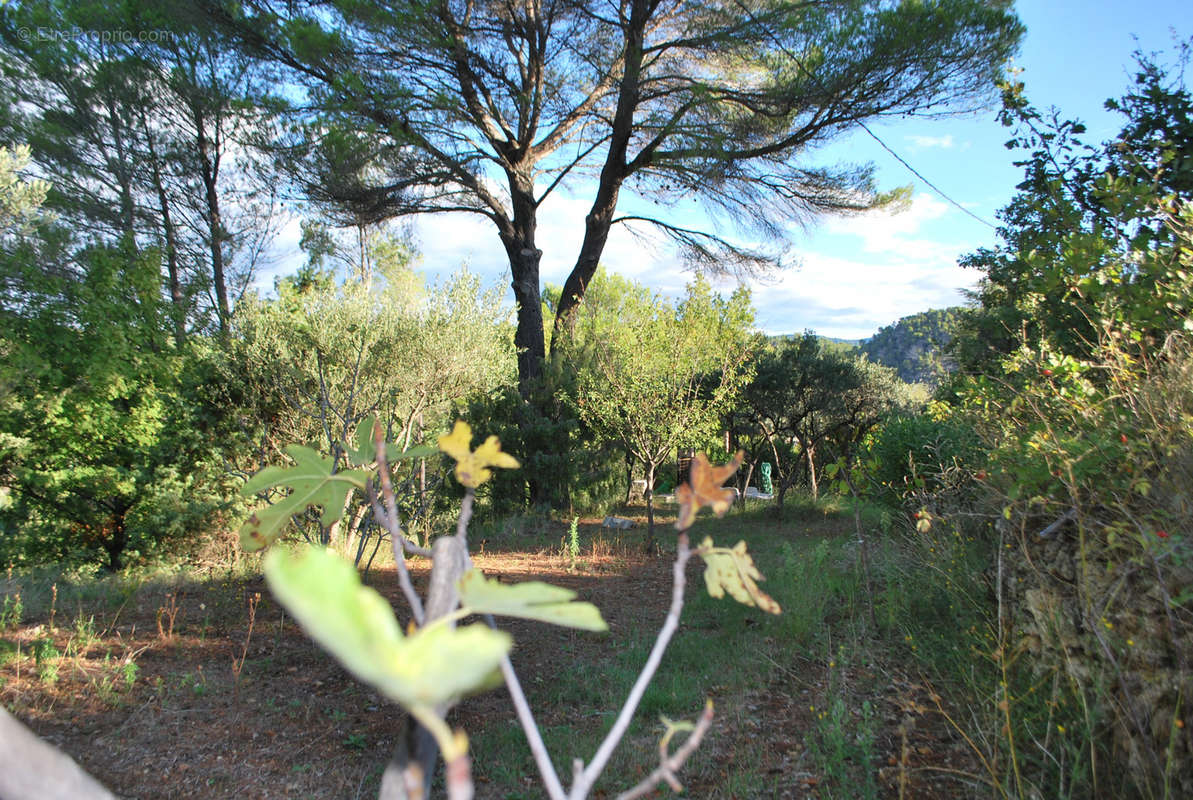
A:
[
  {"left": 858, "top": 307, "right": 963, "bottom": 385},
  {"left": 767, "top": 333, "right": 860, "bottom": 348}
]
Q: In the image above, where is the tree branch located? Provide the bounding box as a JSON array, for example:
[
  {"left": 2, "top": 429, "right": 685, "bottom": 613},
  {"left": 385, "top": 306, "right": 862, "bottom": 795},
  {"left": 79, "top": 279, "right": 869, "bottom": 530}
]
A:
[{"left": 569, "top": 530, "right": 696, "bottom": 799}]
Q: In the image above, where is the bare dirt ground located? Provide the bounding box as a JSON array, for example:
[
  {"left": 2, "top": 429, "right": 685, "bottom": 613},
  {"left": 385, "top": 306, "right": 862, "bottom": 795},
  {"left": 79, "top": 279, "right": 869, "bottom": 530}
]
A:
[{"left": 1, "top": 517, "right": 982, "bottom": 799}]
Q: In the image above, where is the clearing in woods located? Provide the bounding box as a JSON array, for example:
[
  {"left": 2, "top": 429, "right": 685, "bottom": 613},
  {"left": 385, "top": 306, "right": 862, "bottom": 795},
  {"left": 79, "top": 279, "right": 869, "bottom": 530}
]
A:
[{"left": 0, "top": 501, "right": 980, "bottom": 798}]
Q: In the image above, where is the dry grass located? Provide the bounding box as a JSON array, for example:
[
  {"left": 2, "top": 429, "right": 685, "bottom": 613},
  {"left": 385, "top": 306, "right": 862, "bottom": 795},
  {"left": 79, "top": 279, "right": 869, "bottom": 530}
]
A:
[{"left": 0, "top": 507, "right": 983, "bottom": 798}]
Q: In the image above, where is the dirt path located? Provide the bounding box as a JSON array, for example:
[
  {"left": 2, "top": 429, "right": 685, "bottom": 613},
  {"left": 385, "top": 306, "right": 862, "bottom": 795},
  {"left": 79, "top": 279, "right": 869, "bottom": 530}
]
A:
[{"left": 1, "top": 524, "right": 982, "bottom": 798}]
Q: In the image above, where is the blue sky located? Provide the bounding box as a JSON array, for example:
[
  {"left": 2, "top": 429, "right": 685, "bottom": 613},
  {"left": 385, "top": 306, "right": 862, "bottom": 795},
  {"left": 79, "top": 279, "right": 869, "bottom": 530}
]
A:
[{"left": 266, "top": 1, "right": 1193, "bottom": 339}]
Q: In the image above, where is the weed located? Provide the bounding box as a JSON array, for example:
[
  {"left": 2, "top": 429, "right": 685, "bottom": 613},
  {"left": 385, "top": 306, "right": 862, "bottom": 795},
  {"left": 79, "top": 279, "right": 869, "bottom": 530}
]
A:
[
  {"left": 0, "top": 591, "right": 22, "bottom": 630},
  {"left": 47, "top": 583, "right": 57, "bottom": 630},
  {"left": 343, "top": 733, "right": 368, "bottom": 750},
  {"left": 156, "top": 591, "right": 181, "bottom": 642},
  {"left": 807, "top": 693, "right": 878, "bottom": 799},
  {"left": 181, "top": 666, "right": 207, "bottom": 696},
  {"left": 0, "top": 638, "right": 18, "bottom": 667},
  {"left": 231, "top": 591, "right": 261, "bottom": 695},
  {"left": 558, "top": 516, "right": 583, "bottom": 570},
  {"left": 65, "top": 614, "right": 97, "bottom": 658},
  {"left": 121, "top": 658, "right": 139, "bottom": 689},
  {"left": 31, "top": 637, "right": 60, "bottom": 685}
]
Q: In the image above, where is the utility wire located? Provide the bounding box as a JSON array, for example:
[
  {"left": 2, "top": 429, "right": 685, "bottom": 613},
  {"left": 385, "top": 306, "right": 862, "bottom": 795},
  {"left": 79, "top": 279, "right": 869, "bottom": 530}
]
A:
[
  {"left": 857, "top": 119, "right": 998, "bottom": 229},
  {"left": 731, "top": 0, "right": 999, "bottom": 229}
]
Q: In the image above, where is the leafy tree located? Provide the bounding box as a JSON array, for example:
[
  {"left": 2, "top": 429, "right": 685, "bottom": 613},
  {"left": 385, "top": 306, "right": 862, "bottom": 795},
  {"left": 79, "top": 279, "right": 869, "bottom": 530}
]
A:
[
  {"left": 562, "top": 271, "right": 754, "bottom": 547},
  {"left": 954, "top": 50, "right": 1193, "bottom": 377},
  {"left": 0, "top": 0, "right": 282, "bottom": 339},
  {"left": 736, "top": 333, "right": 909, "bottom": 507},
  {"left": 206, "top": 0, "right": 1022, "bottom": 392},
  {"left": 0, "top": 239, "right": 223, "bottom": 569},
  {"left": 224, "top": 238, "right": 515, "bottom": 554}
]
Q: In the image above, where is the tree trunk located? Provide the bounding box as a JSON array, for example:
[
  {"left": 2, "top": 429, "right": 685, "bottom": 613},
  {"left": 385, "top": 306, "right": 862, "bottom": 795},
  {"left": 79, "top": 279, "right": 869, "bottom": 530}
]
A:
[
  {"left": 643, "top": 462, "right": 657, "bottom": 554},
  {"left": 509, "top": 247, "right": 545, "bottom": 396},
  {"left": 500, "top": 174, "right": 546, "bottom": 398},
  {"left": 193, "top": 107, "right": 230, "bottom": 336},
  {"left": 141, "top": 110, "right": 186, "bottom": 346},
  {"left": 103, "top": 98, "right": 137, "bottom": 242},
  {"left": 551, "top": 0, "right": 649, "bottom": 340},
  {"left": 804, "top": 441, "right": 818, "bottom": 500},
  {"left": 103, "top": 505, "right": 130, "bottom": 572},
  {"left": 623, "top": 449, "right": 634, "bottom": 506},
  {"left": 739, "top": 461, "right": 756, "bottom": 508}
]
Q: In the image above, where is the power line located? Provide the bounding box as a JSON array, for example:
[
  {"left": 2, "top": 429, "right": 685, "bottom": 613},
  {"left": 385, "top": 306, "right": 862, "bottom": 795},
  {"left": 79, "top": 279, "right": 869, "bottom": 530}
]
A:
[
  {"left": 730, "top": 0, "right": 1000, "bottom": 229},
  {"left": 857, "top": 120, "right": 998, "bottom": 229}
]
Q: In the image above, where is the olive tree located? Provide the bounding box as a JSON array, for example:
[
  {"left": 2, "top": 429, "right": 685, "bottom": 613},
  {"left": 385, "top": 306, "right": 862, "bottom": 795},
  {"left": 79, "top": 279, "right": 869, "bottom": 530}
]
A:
[{"left": 561, "top": 270, "right": 755, "bottom": 548}]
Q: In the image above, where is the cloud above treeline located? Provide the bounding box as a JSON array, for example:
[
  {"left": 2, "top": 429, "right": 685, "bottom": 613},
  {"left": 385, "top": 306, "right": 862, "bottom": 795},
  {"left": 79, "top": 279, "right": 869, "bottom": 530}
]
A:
[{"left": 260, "top": 189, "right": 980, "bottom": 342}]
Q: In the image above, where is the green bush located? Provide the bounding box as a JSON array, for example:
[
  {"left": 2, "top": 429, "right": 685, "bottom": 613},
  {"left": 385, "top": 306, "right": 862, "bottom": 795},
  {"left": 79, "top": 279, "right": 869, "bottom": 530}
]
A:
[{"left": 861, "top": 412, "right": 983, "bottom": 510}]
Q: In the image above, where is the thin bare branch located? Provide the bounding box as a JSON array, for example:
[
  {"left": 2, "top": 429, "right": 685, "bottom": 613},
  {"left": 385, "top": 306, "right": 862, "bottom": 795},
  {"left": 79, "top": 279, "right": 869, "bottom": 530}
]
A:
[
  {"left": 569, "top": 531, "right": 696, "bottom": 799},
  {"left": 370, "top": 422, "right": 427, "bottom": 625},
  {"left": 614, "top": 700, "right": 716, "bottom": 800}
]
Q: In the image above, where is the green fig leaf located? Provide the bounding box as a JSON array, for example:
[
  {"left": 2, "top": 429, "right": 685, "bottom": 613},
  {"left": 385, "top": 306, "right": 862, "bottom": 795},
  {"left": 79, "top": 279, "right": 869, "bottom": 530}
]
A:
[
  {"left": 264, "top": 547, "right": 511, "bottom": 708},
  {"left": 344, "top": 417, "right": 379, "bottom": 467},
  {"left": 393, "top": 444, "right": 438, "bottom": 461},
  {"left": 695, "top": 537, "right": 781, "bottom": 615},
  {"left": 344, "top": 416, "right": 439, "bottom": 467},
  {"left": 239, "top": 445, "right": 369, "bottom": 551},
  {"left": 457, "top": 569, "right": 608, "bottom": 631}
]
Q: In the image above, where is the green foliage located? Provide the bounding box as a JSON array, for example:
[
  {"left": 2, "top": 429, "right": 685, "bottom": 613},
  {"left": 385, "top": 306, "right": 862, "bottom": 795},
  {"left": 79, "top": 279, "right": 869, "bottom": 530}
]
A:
[
  {"left": 0, "top": 239, "right": 230, "bottom": 569},
  {"left": 954, "top": 52, "right": 1193, "bottom": 377},
  {"left": 239, "top": 446, "right": 369, "bottom": 551},
  {"left": 734, "top": 333, "right": 913, "bottom": 503},
  {"left": 0, "top": 592, "right": 22, "bottom": 630},
  {"left": 31, "top": 636, "right": 60, "bottom": 684},
  {"left": 859, "top": 412, "right": 984, "bottom": 510},
  {"left": 230, "top": 251, "right": 512, "bottom": 455},
  {"left": 859, "top": 307, "right": 964, "bottom": 386},
  {"left": 0, "top": 145, "right": 49, "bottom": 234},
  {"left": 566, "top": 517, "right": 581, "bottom": 564},
  {"left": 226, "top": 253, "right": 513, "bottom": 548},
  {"left": 560, "top": 271, "right": 755, "bottom": 525},
  {"left": 456, "top": 569, "right": 607, "bottom": 632},
  {"left": 265, "top": 547, "right": 511, "bottom": 711},
  {"left": 905, "top": 53, "right": 1193, "bottom": 798},
  {"left": 458, "top": 382, "right": 599, "bottom": 515},
  {"left": 808, "top": 694, "right": 878, "bottom": 800}
]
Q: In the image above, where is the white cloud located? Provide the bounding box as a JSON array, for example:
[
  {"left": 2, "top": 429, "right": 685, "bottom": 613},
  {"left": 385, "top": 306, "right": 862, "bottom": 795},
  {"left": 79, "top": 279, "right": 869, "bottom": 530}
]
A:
[
  {"left": 255, "top": 186, "right": 979, "bottom": 342},
  {"left": 253, "top": 212, "right": 304, "bottom": 293},
  {"left": 750, "top": 250, "right": 977, "bottom": 339},
  {"left": 753, "top": 193, "right": 978, "bottom": 338},
  {"left": 905, "top": 134, "right": 955, "bottom": 149}
]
